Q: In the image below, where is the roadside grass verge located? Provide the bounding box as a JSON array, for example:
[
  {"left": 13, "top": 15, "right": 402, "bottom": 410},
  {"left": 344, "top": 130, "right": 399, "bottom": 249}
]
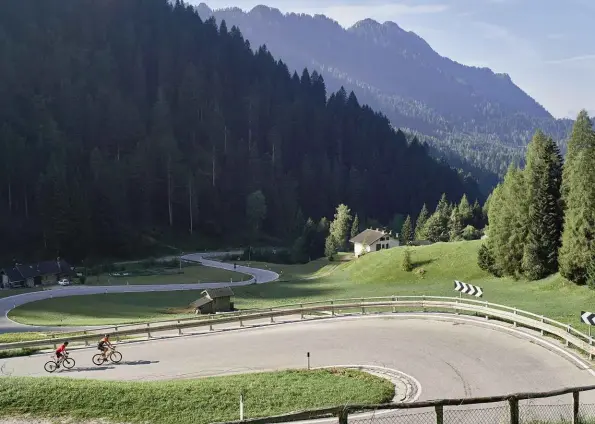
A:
[
  {"left": 0, "top": 288, "right": 43, "bottom": 298},
  {"left": 9, "top": 240, "right": 595, "bottom": 332},
  {"left": 83, "top": 263, "right": 250, "bottom": 286},
  {"left": 224, "top": 257, "right": 338, "bottom": 281},
  {"left": 0, "top": 369, "right": 394, "bottom": 424},
  {"left": 0, "top": 347, "right": 40, "bottom": 359}
]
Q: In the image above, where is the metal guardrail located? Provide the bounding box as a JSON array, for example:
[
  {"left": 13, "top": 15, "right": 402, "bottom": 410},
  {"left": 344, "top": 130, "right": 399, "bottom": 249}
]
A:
[{"left": 1, "top": 296, "right": 594, "bottom": 360}]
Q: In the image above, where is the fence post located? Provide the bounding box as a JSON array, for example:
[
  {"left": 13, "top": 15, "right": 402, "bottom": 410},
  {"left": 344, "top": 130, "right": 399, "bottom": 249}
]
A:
[
  {"left": 435, "top": 405, "right": 444, "bottom": 424},
  {"left": 573, "top": 391, "right": 579, "bottom": 424},
  {"left": 337, "top": 408, "right": 348, "bottom": 424},
  {"left": 509, "top": 398, "right": 519, "bottom": 424}
]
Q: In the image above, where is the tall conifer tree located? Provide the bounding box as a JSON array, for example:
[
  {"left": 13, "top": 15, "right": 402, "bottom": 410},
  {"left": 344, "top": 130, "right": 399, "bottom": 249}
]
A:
[
  {"left": 559, "top": 111, "right": 595, "bottom": 284},
  {"left": 521, "top": 131, "right": 563, "bottom": 280}
]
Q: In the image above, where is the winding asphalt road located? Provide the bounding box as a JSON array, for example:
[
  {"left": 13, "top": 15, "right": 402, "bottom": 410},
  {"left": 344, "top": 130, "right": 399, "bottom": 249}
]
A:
[
  {"left": 2, "top": 254, "right": 595, "bottom": 423},
  {"left": 2, "top": 314, "right": 595, "bottom": 422},
  {"left": 0, "top": 252, "right": 279, "bottom": 334}
]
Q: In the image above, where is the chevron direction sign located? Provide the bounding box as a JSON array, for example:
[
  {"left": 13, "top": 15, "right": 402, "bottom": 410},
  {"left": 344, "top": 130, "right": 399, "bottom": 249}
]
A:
[
  {"left": 581, "top": 311, "right": 595, "bottom": 326},
  {"left": 454, "top": 280, "right": 483, "bottom": 298}
]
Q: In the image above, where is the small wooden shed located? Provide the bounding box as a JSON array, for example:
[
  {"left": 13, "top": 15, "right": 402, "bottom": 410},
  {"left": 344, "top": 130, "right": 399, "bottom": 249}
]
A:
[{"left": 191, "top": 287, "right": 234, "bottom": 314}]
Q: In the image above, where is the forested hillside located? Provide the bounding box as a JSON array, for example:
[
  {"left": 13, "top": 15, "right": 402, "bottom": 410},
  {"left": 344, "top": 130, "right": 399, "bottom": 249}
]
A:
[
  {"left": 0, "top": 0, "right": 480, "bottom": 263},
  {"left": 196, "top": 4, "right": 574, "bottom": 192}
]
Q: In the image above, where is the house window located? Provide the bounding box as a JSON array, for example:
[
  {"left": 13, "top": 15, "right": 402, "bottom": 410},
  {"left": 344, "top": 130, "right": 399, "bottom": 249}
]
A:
[{"left": 376, "top": 244, "right": 381, "bottom": 250}]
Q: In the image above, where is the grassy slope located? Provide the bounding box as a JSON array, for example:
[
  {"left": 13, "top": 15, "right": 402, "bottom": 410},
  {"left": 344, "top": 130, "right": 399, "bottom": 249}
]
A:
[
  {"left": 84, "top": 263, "right": 250, "bottom": 285},
  {"left": 9, "top": 241, "right": 595, "bottom": 330},
  {"left": 0, "top": 369, "right": 394, "bottom": 424}
]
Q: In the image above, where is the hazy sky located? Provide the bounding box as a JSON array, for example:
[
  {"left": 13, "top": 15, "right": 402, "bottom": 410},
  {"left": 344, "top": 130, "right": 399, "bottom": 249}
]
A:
[{"left": 194, "top": 0, "right": 594, "bottom": 119}]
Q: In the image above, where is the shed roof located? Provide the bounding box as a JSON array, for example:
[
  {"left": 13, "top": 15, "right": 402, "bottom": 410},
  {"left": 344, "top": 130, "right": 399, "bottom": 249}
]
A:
[
  {"left": 191, "top": 297, "right": 213, "bottom": 308},
  {"left": 201, "top": 287, "right": 234, "bottom": 299},
  {"left": 350, "top": 228, "right": 393, "bottom": 245}
]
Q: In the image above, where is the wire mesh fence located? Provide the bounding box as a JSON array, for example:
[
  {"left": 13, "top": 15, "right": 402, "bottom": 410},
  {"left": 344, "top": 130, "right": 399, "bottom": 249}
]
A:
[{"left": 345, "top": 400, "right": 595, "bottom": 424}]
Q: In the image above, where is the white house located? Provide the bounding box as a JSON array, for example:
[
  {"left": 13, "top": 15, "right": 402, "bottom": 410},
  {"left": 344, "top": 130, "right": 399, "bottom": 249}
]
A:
[{"left": 349, "top": 228, "right": 400, "bottom": 258}]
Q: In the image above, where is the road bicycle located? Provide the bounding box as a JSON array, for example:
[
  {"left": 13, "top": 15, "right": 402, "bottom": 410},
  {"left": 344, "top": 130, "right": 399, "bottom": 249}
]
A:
[
  {"left": 92, "top": 346, "right": 122, "bottom": 365},
  {"left": 44, "top": 352, "right": 75, "bottom": 373}
]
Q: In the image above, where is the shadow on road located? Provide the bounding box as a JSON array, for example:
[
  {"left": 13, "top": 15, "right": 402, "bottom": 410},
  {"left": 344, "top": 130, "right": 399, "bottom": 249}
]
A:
[
  {"left": 63, "top": 366, "right": 115, "bottom": 372},
  {"left": 118, "top": 360, "right": 160, "bottom": 366}
]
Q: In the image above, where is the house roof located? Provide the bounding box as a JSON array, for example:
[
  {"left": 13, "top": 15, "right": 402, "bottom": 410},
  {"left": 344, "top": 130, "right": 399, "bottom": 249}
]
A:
[
  {"left": 1, "top": 267, "right": 25, "bottom": 282},
  {"left": 191, "top": 297, "right": 213, "bottom": 308},
  {"left": 350, "top": 228, "right": 394, "bottom": 245},
  {"left": 3, "top": 259, "right": 74, "bottom": 282},
  {"left": 201, "top": 287, "right": 234, "bottom": 299}
]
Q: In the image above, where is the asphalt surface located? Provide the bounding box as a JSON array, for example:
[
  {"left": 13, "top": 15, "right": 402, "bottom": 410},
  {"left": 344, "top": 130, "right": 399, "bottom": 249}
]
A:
[
  {"left": 2, "top": 315, "right": 594, "bottom": 410},
  {"left": 0, "top": 252, "right": 279, "bottom": 333}
]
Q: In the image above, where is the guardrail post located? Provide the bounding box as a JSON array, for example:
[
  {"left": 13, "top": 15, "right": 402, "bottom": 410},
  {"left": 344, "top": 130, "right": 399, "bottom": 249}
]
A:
[
  {"left": 484, "top": 301, "right": 489, "bottom": 320},
  {"left": 51, "top": 334, "right": 56, "bottom": 350},
  {"left": 115, "top": 327, "right": 120, "bottom": 342},
  {"left": 513, "top": 309, "right": 518, "bottom": 327},
  {"left": 589, "top": 336, "right": 593, "bottom": 360},
  {"left": 337, "top": 408, "right": 348, "bottom": 424},
  {"left": 434, "top": 405, "right": 444, "bottom": 424},
  {"left": 84, "top": 331, "right": 89, "bottom": 346},
  {"left": 146, "top": 323, "right": 151, "bottom": 339},
  {"left": 361, "top": 298, "right": 366, "bottom": 315},
  {"left": 177, "top": 320, "right": 182, "bottom": 336},
  {"left": 509, "top": 398, "right": 519, "bottom": 424},
  {"left": 540, "top": 316, "right": 545, "bottom": 335},
  {"left": 300, "top": 305, "right": 304, "bottom": 320},
  {"left": 270, "top": 308, "right": 274, "bottom": 323},
  {"left": 567, "top": 325, "right": 571, "bottom": 347},
  {"left": 392, "top": 296, "right": 396, "bottom": 313},
  {"left": 573, "top": 391, "right": 579, "bottom": 424},
  {"left": 239, "top": 317, "right": 244, "bottom": 327}
]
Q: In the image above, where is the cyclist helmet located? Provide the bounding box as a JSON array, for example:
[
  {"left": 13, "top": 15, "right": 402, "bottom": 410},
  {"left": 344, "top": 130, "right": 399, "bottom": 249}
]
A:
[
  {"left": 64, "top": 341, "right": 69, "bottom": 345},
  {"left": 104, "top": 334, "right": 110, "bottom": 338}
]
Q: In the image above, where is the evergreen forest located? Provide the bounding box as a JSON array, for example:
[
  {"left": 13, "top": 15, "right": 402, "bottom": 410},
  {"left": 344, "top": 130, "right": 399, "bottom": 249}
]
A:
[{"left": 0, "top": 0, "right": 481, "bottom": 263}]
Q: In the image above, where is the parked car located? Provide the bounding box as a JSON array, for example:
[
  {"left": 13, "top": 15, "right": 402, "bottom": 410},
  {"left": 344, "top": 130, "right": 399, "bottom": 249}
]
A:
[{"left": 57, "top": 278, "right": 71, "bottom": 286}]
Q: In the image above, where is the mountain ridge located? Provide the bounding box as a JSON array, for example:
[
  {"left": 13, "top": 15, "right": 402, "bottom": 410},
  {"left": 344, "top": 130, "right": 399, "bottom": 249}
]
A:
[{"left": 195, "top": 3, "right": 572, "bottom": 191}]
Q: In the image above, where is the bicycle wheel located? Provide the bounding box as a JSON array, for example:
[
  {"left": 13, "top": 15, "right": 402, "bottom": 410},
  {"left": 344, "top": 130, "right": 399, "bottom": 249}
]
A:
[
  {"left": 92, "top": 354, "right": 105, "bottom": 366},
  {"left": 44, "top": 361, "right": 57, "bottom": 373},
  {"left": 109, "top": 351, "right": 122, "bottom": 364},
  {"left": 63, "top": 357, "right": 75, "bottom": 369}
]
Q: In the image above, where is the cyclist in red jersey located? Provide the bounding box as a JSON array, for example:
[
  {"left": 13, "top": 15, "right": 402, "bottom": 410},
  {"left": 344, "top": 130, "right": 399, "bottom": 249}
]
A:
[{"left": 55, "top": 341, "right": 69, "bottom": 368}]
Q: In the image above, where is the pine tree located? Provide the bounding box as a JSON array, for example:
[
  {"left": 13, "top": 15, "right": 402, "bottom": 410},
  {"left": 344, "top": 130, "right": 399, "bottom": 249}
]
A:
[
  {"left": 400, "top": 215, "right": 413, "bottom": 245},
  {"left": 488, "top": 165, "right": 528, "bottom": 277},
  {"left": 559, "top": 111, "right": 595, "bottom": 284},
  {"left": 401, "top": 249, "right": 413, "bottom": 272},
  {"left": 521, "top": 131, "right": 563, "bottom": 280},
  {"left": 414, "top": 204, "right": 429, "bottom": 240},
  {"left": 351, "top": 214, "right": 360, "bottom": 240},
  {"left": 449, "top": 206, "right": 463, "bottom": 241},
  {"left": 458, "top": 194, "right": 473, "bottom": 227},
  {"left": 477, "top": 243, "right": 499, "bottom": 276},
  {"left": 325, "top": 204, "right": 353, "bottom": 258}
]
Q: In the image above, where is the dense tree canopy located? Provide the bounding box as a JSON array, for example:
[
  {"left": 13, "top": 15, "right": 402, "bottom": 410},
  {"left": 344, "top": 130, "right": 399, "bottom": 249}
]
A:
[
  {"left": 481, "top": 112, "right": 594, "bottom": 285},
  {"left": 0, "top": 0, "right": 481, "bottom": 262}
]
